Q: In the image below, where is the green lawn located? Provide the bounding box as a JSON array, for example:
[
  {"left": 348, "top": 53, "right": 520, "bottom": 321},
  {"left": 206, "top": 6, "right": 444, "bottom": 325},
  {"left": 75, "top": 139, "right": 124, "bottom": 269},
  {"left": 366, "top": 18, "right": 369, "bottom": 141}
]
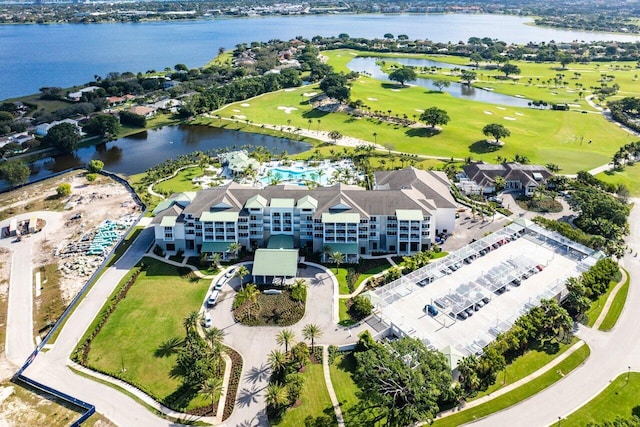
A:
[
  {"left": 86, "top": 257, "right": 210, "bottom": 410},
  {"left": 584, "top": 279, "right": 619, "bottom": 327},
  {"left": 333, "top": 268, "right": 350, "bottom": 295},
  {"left": 473, "top": 337, "right": 578, "bottom": 399},
  {"left": 563, "top": 372, "right": 640, "bottom": 426},
  {"left": 599, "top": 270, "right": 630, "bottom": 331},
  {"left": 433, "top": 344, "right": 591, "bottom": 427},
  {"left": 210, "top": 49, "right": 633, "bottom": 173},
  {"left": 338, "top": 299, "right": 354, "bottom": 326},
  {"left": 154, "top": 166, "right": 206, "bottom": 194},
  {"left": 272, "top": 363, "right": 337, "bottom": 427},
  {"left": 597, "top": 164, "right": 640, "bottom": 197}
]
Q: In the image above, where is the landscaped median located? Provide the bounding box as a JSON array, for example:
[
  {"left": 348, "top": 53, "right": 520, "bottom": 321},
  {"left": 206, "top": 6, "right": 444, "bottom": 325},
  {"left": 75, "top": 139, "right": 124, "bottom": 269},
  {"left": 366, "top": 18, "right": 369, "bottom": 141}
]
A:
[{"left": 597, "top": 268, "right": 630, "bottom": 331}]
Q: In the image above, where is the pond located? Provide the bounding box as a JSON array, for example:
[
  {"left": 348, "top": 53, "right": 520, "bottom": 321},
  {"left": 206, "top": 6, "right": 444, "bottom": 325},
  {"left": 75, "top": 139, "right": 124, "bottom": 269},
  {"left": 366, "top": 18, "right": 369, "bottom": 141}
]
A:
[{"left": 347, "top": 57, "right": 531, "bottom": 108}]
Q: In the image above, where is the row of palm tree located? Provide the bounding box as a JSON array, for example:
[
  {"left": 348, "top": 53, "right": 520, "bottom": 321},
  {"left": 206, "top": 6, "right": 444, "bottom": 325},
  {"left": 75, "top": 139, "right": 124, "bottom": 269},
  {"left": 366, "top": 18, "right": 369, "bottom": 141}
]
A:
[{"left": 274, "top": 323, "right": 323, "bottom": 354}]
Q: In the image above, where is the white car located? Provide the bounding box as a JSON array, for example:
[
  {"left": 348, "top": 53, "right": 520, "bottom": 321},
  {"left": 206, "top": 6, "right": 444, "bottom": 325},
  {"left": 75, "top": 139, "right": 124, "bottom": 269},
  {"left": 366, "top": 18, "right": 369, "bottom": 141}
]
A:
[
  {"left": 203, "top": 312, "right": 212, "bottom": 328},
  {"left": 213, "top": 278, "right": 225, "bottom": 291},
  {"left": 224, "top": 267, "right": 237, "bottom": 279},
  {"left": 206, "top": 290, "right": 220, "bottom": 307}
]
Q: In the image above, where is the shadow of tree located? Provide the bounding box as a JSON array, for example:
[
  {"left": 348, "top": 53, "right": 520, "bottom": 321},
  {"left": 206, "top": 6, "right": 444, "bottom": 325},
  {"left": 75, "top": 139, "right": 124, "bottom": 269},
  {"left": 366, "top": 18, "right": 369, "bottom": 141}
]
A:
[
  {"left": 405, "top": 127, "right": 441, "bottom": 138},
  {"left": 302, "top": 110, "right": 330, "bottom": 119},
  {"left": 236, "top": 385, "right": 261, "bottom": 408},
  {"left": 632, "top": 405, "right": 640, "bottom": 418},
  {"left": 469, "top": 139, "right": 502, "bottom": 154},
  {"left": 163, "top": 383, "right": 199, "bottom": 411},
  {"left": 154, "top": 337, "right": 183, "bottom": 358},
  {"left": 245, "top": 363, "right": 271, "bottom": 384}
]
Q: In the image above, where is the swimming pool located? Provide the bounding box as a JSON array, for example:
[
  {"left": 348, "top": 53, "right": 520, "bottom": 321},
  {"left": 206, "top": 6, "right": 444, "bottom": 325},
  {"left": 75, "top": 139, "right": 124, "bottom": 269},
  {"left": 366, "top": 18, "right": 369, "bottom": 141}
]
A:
[{"left": 260, "top": 166, "right": 333, "bottom": 186}]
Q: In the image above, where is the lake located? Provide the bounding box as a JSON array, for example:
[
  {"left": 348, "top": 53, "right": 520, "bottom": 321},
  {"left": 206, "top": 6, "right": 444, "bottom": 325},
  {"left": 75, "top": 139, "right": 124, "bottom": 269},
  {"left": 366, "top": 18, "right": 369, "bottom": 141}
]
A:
[
  {"left": 2, "top": 13, "right": 639, "bottom": 100},
  {"left": 346, "top": 57, "right": 530, "bottom": 107},
  {"left": 5, "top": 125, "right": 309, "bottom": 190}
]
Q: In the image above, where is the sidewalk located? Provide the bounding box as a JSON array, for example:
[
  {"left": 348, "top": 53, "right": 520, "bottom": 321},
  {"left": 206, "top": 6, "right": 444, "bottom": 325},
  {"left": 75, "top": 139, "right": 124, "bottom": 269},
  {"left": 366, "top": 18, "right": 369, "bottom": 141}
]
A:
[{"left": 322, "top": 345, "right": 345, "bottom": 427}]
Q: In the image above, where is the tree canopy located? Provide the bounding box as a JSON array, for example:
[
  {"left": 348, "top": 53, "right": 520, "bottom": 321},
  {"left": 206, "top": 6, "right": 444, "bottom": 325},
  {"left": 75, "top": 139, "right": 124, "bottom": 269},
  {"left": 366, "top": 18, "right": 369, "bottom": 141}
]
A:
[
  {"left": 482, "top": 123, "right": 511, "bottom": 143},
  {"left": 43, "top": 122, "right": 81, "bottom": 153},
  {"left": 500, "top": 63, "right": 521, "bottom": 77},
  {"left": 388, "top": 67, "right": 417, "bottom": 87},
  {"left": 319, "top": 72, "right": 351, "bottom": 101},
  {"left": 0, "top": 160, "right": 30, "bottom": 186},
  {"left": 354, "top": 337, "right": 453, "bottom": 426},
  {"left": 461, "top": 70, "right": 477, "bottom": 85},
  {"left": 84, "top": 114, "right": 120, "bottom": 137},
  {"left": 420, "top": 107, "right": 450, "bottom": 129}
]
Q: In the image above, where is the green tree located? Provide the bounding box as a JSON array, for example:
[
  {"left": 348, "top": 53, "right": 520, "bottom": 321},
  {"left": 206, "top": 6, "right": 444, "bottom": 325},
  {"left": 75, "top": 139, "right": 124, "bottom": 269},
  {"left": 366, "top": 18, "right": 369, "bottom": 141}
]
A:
[
  {"left": 268, "top": 349, "right": 288, "bottom": 382},
  {"left": 43, "top": 122, "right": 81, "bottom": 153},
  {"left": 420, "top": 107, "right": 450, "bottom": 129},
  {"left": 483, "top": 123, "right": 511, "bottom": 144},
  {"left": 432, "top": 79, "right": 451, "bottom": 92},
  {"left": 354, "top": 337, "right": 452, "bottom": 426},
  {"left": 500, "top": 63, "right": 521, "bottom": 77},
  {"left": 327, "top": 130, "right": 342, "bottom": 144},
  {"left": 84, "top": 114, "right": 120, "bottom": 137},
  {"left": 200, "top": 376, "right": 223, "bottom": 414},
  {"left": 0, "top": 160, "right": 30, "bottom": 186},
  {"left": 228, "top": 242, "right": 241, "bottom": 259},
  {"left": 461, "top": 70, "right": 477, "bottom": 85},
  {"left": 56, "top": 182, "right": 72, "bottom": 197},
  {"left": 556, "top": 53, "right": 573, "bottom": 69},
  {"left": 388, "top": 67, "right": 417, "bottom": 87},
  {"left": 276, "top": 329, "right": 296, "bottom": 353},
  {"left": 493, "top": 176, "right": 506, "bottom": 192},
  {"left": 329, "top": 251, "right": 345, "bottom": 272},
  {"left": 290, "top": 278, "right": 307, "bottom": 303},
  {"left": 564, "top": 276, "right": 591, "bottom": 318},
  {"left": 470, "top": 53, "right": 483, "bottom": 68},
  {"left": 265, "top": 382, "right": 289, "bottom": 413},
  {"left": 234, "top": 265, "right": 249, "bottom": 290},
  {"left": 350, "top": 295, "right": 373, "bottom": 320},
  {"left": 183, "top": 310, "right": 200, "bottom": 335},
  {"left": 87, "top": 159, "right": 104, "bottom": 173},
  {"left": 302, "top": 323, "right": 323, "bottom": 352}
]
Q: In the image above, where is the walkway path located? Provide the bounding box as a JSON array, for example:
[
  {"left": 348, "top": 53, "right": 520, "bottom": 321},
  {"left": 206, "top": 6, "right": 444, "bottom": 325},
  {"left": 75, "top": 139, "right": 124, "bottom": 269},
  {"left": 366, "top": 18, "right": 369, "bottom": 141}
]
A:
[
  {"left": 146, "top": 163, "right": 200, "bottom": 200},
  {"left": 592, "top": 264, "right": 628, "bottom": 330},
  {"left": 470, "top": 199, "right": 640, "bottom": 426},
  {"left": 323, "top": 345, "right": 345, "bottom": 427},
  {"left": 144, "top": 252, "right": 217, "bottom": 279}
]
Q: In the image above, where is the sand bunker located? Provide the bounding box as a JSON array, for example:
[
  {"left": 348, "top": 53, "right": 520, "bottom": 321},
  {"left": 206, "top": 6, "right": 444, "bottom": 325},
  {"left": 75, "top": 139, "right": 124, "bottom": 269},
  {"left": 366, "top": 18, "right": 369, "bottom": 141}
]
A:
[
  {"left": 484, "top": 111, "right": 494, "bottom": 115},
  {"left": 233, "top": 115, "right": 247, "bottom": 120},
  {"left": 391, "top": 89, "right": 400, "bottom": 92},
  {"left": 367, "top": 97, "right": 378, "bottom": 101},
  {"left": 514, "top": 94, "right": 525, "bottom": 98},
  {"left": 415, "top": 109, "right": 424, "bottom": 113},
  {"left": 504, "top": 116, "right": 516, "bottom": 121},
  {"left": 233, "top": 109, "right": 241, "bottom": 113},
  {"left": 303, "top": 92, "right": 318, "bottom": 97},
  {"left": 515, "top": 112, "right": 525, "bottom": 116},
  {"left": 569, "top": 104, "right": 581, "bottom": 107},
  {"left": 240, "top": 103, "right": 251, "bottom": 107},
  {"left": 284, "top": 88, "right": 297, "bottom": 92},
  {"left": 277, "top": 106, "right": 298, "bottom": 114},
  {"left": 496, "top": 106, "right": 506, "bottom": 111}
]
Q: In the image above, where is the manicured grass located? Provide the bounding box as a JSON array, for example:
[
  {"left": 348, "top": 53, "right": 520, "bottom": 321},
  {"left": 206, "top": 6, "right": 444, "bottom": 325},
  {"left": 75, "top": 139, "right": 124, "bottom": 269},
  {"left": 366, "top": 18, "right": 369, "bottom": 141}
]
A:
[
  {"left": 154, "top": 166, "right": 207, "bottom": 194},
  {"left": 474, "top": 337, "right": 578, "bottom": 399},
  {"left": 272, "top": 363, "right": 337, "bottom": 427},
  {"left": 86, "top": 257, "right": 209, "bottom": 410},
  {"left": 333, "top": 268, "right": 350, "bottom": 295},
  {"left": 584, "top": 278, "right": 619, "bottom": 328},
  {"left": 599, "top": 269, "right": 630, "bottom": 331},
  {"left": 432, "top": 344, "right": 591, "bottom": 427},
  {"left": 212, "top": 49, "right": 632, "bottom": 173},
  {"left": 597, "top": 164, "right": 640, "bottom": 197},
  {"left": 354, "top": 262, "right": 391, "bottom": 288},
  {"left": 563, "top": 372, "right": 640, "bottom": 426},
  {"left": 338, "top": 298, "right": 354, "bottom": 326}
]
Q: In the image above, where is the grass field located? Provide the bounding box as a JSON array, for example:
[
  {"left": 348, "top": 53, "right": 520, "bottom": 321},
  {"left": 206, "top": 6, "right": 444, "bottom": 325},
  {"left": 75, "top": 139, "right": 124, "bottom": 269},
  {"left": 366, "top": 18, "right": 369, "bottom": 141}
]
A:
[
  {"left": 599, "top": 270, "right": 630, "bottom": 331},
  {"left": 474, "top": 337, "right": 578, "bottom": 399},
  {"left": 597, "top": 164, "right": 640, "bottom": 196},
  {"left": 154, "top": 166, "right": 206, "bottom": 194},
  {"left": 338, "top": 299, "right": 353, "bottom": 325},
  {"left": 584, "top": 279, "right": 619, "bottom": 327},
  {"left": 432, "top": 344, "right": 591, "bottom": 427},
  {"left": 210, "top": 50, "right": 632, "bottom": 173},
  {"left": 86, "top": 257, "right": 210, "bottom": 410},
  {"left": 272, "top": 363, "right": 337, "bottom": 426},
  {"left": 563, "top": 372, "right": 640, "bottom": 426}
]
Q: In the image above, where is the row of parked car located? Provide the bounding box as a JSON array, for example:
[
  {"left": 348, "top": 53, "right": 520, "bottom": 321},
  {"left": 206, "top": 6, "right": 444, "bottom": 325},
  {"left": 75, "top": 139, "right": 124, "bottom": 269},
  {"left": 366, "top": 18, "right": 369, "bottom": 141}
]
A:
[
  {"left": 203, "top": 267, "right": 238, "bottom": 328},
  {"left": 449, "top": 296, "right": 492, "bottom": 320}
]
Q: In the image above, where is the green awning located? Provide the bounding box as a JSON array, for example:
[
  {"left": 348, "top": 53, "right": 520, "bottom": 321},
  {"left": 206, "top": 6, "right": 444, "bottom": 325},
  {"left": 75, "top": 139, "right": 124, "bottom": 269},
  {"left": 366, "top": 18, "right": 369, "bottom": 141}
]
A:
[
  {"left": 201, "top": 241, "right": 235, "bottom": 253},
  {"left": 267, "top": 234, "right": 294, "bottom": 249},
  {"left": 321, "top": 212, "right": 360, "bottom": 224},
  {"left": 396, "top": 209, "right": 424, "bottom": 221},
  {"left": 252, "top": 249, "right": 299, "bottom": 277},
  {"left": 153, "top": 200, "right": 174, "bottom": 215},
  {"left": 200, "top": 211, "right": 239, "bottom": 222},
  {"left": 325, "top": 242, "right": 359, "bottom": 255}
]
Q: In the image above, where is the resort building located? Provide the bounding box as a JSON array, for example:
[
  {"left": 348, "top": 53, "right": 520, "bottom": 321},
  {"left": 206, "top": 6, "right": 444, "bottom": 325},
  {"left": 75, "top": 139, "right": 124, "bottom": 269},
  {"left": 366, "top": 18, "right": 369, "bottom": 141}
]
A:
[
  {"left": 458, "top": 162, "right": 552, "bottom": 196},
  {"left": 152, "top": 167, "right": 457, "bottom": 263}
]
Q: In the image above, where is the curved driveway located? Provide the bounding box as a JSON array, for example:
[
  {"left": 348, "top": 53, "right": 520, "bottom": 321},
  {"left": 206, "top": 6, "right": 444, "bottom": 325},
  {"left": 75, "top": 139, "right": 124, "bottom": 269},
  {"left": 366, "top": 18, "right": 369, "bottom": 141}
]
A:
[{"left": 470, "top": 200, "right": 640, "bottom": 426}]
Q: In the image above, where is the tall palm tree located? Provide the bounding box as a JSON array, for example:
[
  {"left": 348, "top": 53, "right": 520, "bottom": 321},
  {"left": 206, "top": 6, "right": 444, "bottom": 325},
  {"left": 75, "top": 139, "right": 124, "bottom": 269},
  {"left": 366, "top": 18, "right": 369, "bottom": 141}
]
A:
[
  {"left": 200, "top": 376, "right": 224, "bottom": 414},
  {"left": 183, "top": 310, "right": 200, "bottom": 335},
  {"left": 210, "top": 252, "right": 222, "bottom": 269},
  {"left": 330, "top": 251, "right": 345, "bottom": 273},
  {"left": 235, "top": 265, "right": 250, "bottom": 291},
  {"left": 267, "top": 349, "right": 288, "bottom": 380},
  {"left": 228, "top": 242, "right": 242, "bottom": 259},
  {"left": 302, "top": 323, "right": 323, "bottom": 352},
  {"left": 204, "top": 326, "right": 225, "bottom": 348},
  {"left": 276, "top": 329, "right": 296, "bottom": 354},
  {"left": 265, "top": 382, "right": 288, "bottom": 410}
]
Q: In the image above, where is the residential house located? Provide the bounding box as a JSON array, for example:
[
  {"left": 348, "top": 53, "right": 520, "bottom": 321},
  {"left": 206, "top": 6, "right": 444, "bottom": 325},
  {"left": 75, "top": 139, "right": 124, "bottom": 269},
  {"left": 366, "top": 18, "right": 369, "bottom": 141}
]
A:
[
  {"left": 67, "top": 86, "right": 100, "bottom": 102},
  {"left": 129, "top": 106, "right": 157, "bottom": 118},
  {"left": 460, "top": 162, "right": 553, "bottom": 196}
]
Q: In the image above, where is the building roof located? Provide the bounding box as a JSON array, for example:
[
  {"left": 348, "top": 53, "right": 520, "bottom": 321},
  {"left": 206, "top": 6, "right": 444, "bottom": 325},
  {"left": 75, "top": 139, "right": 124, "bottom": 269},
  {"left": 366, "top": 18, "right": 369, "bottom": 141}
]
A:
[
  {"left": 220, "top": 150, "right": 259, "bottom": 173},
  {"left": 200, "top": 211, "right": 239, "bottom": 222},
  {"left": 160, "top": 216, "right": 177, "bottom": 227},
  {"left": 462, "top": 162, "right": 552, "bottom": 189},
  {"left": 296, "top": 195, "right": 318, "bottom": 210},
  {"left": 252, "top": 249, "right": 299, "bottom": 277},
  {"left": 129, "top": 106, "right": 157, "bottom": 116},
  {"left": 396, "top": 209, "right": 424, "bottom": 221},
  {"left": 441, "top": 345, "right": 465, "bottom": 370},
  {"left": 322, "top": 212, "right": 360, "bottom": 224},
  {"left": 270, "top": 198, "right": 295, "bottom": 208},
  {"left": 245, "top": 195, "right": 268, "bottom": 209},
  {"left": 267, "top": 234, "right": 295, "bottom": 249}
]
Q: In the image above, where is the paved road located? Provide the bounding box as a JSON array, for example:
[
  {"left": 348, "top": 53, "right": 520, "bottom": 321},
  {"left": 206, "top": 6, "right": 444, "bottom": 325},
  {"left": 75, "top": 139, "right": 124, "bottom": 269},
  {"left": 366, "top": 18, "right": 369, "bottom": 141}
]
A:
[
  {"left": 470, "top": 199, "right": 640, "bottom": 427},
  {"left": 21, "top": 227, "right": 179, "bottom": 426},
  {"left": 0, "top": 211, "right": 64, "bottom": 366}
]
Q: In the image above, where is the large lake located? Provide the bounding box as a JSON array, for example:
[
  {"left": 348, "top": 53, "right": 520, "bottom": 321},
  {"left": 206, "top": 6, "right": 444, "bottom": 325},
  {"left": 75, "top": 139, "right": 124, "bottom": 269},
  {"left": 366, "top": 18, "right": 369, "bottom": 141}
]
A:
[{"left": 2, "top": 13, "right": 639, "bottom": 100}]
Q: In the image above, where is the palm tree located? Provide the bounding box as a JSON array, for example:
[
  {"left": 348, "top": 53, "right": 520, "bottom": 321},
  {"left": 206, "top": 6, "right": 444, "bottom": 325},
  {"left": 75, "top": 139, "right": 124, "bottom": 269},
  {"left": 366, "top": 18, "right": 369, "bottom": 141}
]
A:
[
  {"left": 235, "top": 265, "right": 250, "bottom": 290},
  {"left": 265, "top": 382, "right": 288, "bottom": 410},
  {"left": 373, "top": 132, "right": 378, "bottom": 144},
  {"left": 228, "top": 242, "right": 242, "bottom": 259},
  {"left": 307, "top": 119, "right": 313, "bottom": 130},
  {"left": 276, "top": 329, "right": 295, "bottom": 353},
  {"left": 302, "top": 323, "right": 323, "bottom": 352},
  {"left": 183, "top": 310, "right": 200, "bottom": 335},
  {"left": 200, "top": 376, "right": 224, "bottom": 414},
  {"left": 210, "top": 252, "right": 222, "bottom": 269},
  {"left": 267, "top": 349, "right": 288, "bottom": 380},
  {"left": 242, "top": 283, "right": 260, "bottom": 317},
  {"left": 330, "top": 251, "right": 345, "bottom": 272},
  {"left": 204, "top": 326, "right": 225, "bottom": 348}
]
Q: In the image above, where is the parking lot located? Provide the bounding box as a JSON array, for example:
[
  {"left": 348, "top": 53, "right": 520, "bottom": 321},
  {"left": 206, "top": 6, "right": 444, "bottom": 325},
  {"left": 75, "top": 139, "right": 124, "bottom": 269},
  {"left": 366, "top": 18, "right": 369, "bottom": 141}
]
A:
[{"left": 370, "top": 222, "right": 600, "bottom": 356}]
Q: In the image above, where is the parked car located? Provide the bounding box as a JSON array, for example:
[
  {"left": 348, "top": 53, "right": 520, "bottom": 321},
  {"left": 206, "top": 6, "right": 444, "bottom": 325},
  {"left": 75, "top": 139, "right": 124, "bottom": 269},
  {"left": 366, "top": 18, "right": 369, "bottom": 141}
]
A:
[
  {"left": 206, "top": 290, "right": 220, "bottom": 307},
  {"left": 204, "top": 312, "right": 212, "bottom": 328},
  {"left": 213, "top": 279, "right": 225, "bottom": 291},
  {"left": 224, "top": 267, "right": 237, "bottom": 279},
  {"left": 424, "top": 304, "right": 439, "bottom": 317},
  {"left": 457, "top": 311, "right": 468, "bottom": 320},
  {"left": 465, "top": 307, "right": 474, "bottom": 317},
  {"left": 482, "top": 297, "right": 490, "bottom": 304}
]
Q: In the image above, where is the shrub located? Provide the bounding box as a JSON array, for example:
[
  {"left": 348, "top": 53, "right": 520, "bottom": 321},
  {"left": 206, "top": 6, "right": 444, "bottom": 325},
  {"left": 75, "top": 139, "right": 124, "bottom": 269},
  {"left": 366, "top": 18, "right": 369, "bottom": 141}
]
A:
[
  {"left": 346, "top": 268, "right": 360, "bottom": 293},
  {"left": 86, "top": 173, "right": 97, "bottom": 182},
  {"left": 87, "top": 159, "right": 104, "bottom": 173},
  {"left": 56, "top": 182, "right": 72, "bottom": 196},
  {"left": 349, "top": 295, "right": 373, "bottom": 320}
]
